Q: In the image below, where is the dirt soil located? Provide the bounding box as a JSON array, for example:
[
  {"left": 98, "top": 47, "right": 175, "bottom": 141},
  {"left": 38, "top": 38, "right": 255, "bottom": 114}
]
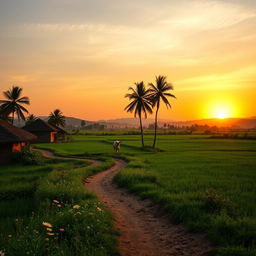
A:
[
  {"left": 85, "top": 159, "right": 214, "bottom": 256},
  {"left": 34, "top": 148, "right": 214, "bottom": 256}
]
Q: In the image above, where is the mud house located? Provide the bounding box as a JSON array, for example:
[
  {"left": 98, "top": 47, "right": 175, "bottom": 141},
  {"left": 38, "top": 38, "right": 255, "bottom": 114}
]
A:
[
  {"left": 23, "top": 118, "right": 57, "bottom": 143},
  {"left": 51, "top": 124, "right": 67, "bottom": 142},
  {"left": 0, "top": 119, "right": 37, "bottom": 163}
]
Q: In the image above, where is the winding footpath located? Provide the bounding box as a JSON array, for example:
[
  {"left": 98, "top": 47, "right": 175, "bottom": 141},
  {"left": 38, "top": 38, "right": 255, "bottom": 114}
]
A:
[{"left": 34, "top": 148, "right": 214, "bottom": 256}]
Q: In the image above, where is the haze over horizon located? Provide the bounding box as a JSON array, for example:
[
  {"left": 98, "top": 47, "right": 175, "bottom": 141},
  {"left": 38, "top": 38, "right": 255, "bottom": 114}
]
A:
[{"left": 0, "top": 0, "right": 256, "bottom": 121}]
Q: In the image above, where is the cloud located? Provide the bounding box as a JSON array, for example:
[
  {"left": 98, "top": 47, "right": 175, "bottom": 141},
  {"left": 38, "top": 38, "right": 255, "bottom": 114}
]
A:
[{"left": 161, "top": 0, "right": 256, "bottom": 30}]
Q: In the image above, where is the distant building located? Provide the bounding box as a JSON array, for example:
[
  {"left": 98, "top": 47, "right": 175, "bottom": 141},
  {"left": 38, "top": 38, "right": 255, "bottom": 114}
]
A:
[
  {"left": 51, "top": 124, "right": 67, "bottom": 142},
  {"left": 0, "top": 119, "right": 37, "bottom": 163},
  {"left": 23, "top": 118, "right": 57, "bottom": 143}
]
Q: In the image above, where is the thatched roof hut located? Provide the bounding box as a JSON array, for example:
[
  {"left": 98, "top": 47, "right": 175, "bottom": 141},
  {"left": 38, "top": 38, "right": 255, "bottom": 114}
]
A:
[
  {"left": 23, "top": 118, "right": 57, "bottom": 143},
  {"left": 0, "top": 119, "right": 37, "bottom": 163}
]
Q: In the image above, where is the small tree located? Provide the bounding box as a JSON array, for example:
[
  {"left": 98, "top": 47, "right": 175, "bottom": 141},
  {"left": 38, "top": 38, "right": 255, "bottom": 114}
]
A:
[
  {"left": 26, "top": 114, "right": 37, "bottom": 125},
  {"left": 48, "top": 109, "right": 65, "bottom": 127},
  {"left": 81, "top": 120, "right": 86, "bottom": 129}
]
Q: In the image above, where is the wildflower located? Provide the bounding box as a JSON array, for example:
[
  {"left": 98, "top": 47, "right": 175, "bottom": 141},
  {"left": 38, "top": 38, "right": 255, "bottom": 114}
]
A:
[
  {"left": 46, "top": 228, "right": 52, "bottom": 232},
  {"left": 42, "top": 222, "right": 52, "bottom": 228},
  {"left": 57, "top": 204, "right": 62, "bottom": 208},
  {"left": 59, "top": 228, "right": 65, "bottom": 232},
  {"left": 47, "top": 233, "right": 55, "bottom": 236},
  {"left": 97, "top": 207, "right": 102, "bottom": 211},
  {"left": 53, "top": 200, "right": 59, "bottom": 204},
  {"left": 8, "top": 234, "right": 12, "bottom": 238},
  {"left": 73, "top": 205, "right": 80, "bottom": 209},
  {"left": 45, "top": 238, "right": 49, "bottom": 241}
]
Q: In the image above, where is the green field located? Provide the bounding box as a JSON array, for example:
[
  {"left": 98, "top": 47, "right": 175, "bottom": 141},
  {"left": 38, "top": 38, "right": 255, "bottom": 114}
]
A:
[
  {"left": 0, "top": 134, "right": 255, "bottom": 255},
  {"left": 36, "top": 134, "right": 256, "bottom": 256}
]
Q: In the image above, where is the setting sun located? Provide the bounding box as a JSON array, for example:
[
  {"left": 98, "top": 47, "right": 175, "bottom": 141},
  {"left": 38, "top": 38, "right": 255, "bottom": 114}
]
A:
[
  {"left": 215, "top": 108, "right": 229, "bottom": 119},
  {"left": 204, "top": 99, "right": 240, "bottom": 120}
]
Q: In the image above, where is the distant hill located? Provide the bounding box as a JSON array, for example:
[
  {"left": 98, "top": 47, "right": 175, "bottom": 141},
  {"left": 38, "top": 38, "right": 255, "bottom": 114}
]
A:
[
  {"left": 13, "top": 116, "right": 256, "bottom": 129},
  {"left": 14, "top": 116, "right": 93, "bottom": 128},
  {"left": 169, "top": 118, "right": 256, "bottom": 129},
  {"left": 100, "top": 117, "right": 256, "bottom": 129}
]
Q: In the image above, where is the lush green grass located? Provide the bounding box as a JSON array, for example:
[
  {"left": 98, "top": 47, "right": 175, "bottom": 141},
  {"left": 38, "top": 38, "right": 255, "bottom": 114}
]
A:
[
  {"left": 0, "top": 153, "right": 120, "bottom": 256},
  {"left": 37, "top": 134, "right": 256, "bottom": 256}
]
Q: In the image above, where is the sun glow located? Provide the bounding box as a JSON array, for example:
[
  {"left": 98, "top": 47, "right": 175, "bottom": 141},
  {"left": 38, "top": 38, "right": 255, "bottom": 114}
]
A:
[
  {"left": 204, "top": 100, "right": 239, "bottom": 119},
  {"left": 215, "top": 108, "right": 229, "bottom": 119}
]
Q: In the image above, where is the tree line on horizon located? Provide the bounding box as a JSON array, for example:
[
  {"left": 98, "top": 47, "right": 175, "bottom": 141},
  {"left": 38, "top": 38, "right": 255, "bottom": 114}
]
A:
[
  {"left": 125, "top": 75, "right": 176, "bottom": 148},
  {"left": 0, "top": 86, "right": 65, "bottom": 127}
]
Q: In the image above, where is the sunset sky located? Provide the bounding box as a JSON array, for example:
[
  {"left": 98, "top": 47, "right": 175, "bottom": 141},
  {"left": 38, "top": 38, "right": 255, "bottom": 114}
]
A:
[{"left": 0, "top": 0, "right": 255, "bottom": 121}]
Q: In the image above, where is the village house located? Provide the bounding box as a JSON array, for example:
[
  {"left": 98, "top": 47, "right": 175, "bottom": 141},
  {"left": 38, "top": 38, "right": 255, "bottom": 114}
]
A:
[
  {"left": 51, "top": 124, "right": 67, "bottom": 142},
  {"left": 23, "top": 118, "right": 58, "bottom": 143},
  {"left": 0, "top": 119, "right": 37, "bottom": 163}
]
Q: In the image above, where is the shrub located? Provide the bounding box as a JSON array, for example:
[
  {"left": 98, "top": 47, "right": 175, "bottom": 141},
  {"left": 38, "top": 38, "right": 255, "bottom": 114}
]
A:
[
  {"left": 202, "top": 188, "right": 234, "bottom": 214},
  {"left": 12, "top": 148, "right": 44, "bottom": 165}
]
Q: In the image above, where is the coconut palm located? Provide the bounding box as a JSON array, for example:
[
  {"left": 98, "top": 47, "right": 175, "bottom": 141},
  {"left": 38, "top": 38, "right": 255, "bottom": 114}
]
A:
[
  {"left": 26, "top": 114, "right": 37, "bottom": 125},
  {"left": 48, "top": 109, "right": 65, "bottom": 127},
  {"left": 148, "top": 75, "right": 176, "bottom": 148},
  {"left": 125, "top": 81, "right": 152, "bottom": 147},
  {"left": 0, "top": 105, "right": 12, "bottom": 122},
  {"left": 0, "top": 86, "right": 30, "bottom": 124}
]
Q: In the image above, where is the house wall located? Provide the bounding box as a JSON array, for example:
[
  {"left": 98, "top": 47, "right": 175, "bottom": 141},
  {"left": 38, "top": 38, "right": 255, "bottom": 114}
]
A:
[
  {"left": 0, "top": 144, "right": 13, "bottom": 163},
  {"left": 50, "top": 132, "right": 57, "bottom": 142},
  {"left": 30, "top": 131, "right": 55, "bottom": 143}
]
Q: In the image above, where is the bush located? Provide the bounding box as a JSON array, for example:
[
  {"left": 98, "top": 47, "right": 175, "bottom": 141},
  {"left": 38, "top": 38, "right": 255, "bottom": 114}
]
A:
[
  {"left": 203, "top": 188, "right": 234, "bottom": 214},
  {"left": 12, "top": 148, "right": 44, "bottom": 165}
]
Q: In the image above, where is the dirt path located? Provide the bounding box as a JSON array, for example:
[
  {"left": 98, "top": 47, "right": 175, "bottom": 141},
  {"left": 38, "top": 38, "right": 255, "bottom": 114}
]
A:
[
  {"left": 85, "top": 159, "right": 213, "bottom": 256},
  {"left": 34, "top": 148, "right": 214, "bottom": 256},
  {"left": 32, "top": 147, "right": 101, "bottom": 166}
]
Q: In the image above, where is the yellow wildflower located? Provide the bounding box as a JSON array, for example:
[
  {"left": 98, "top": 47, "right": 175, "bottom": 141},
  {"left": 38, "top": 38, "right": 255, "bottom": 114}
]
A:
[
  {"left": 47, "top": 233, "right": 55, "bottom": 236},
  {"left": 73, "top": 205, "right": 80, "bottom": 209}
]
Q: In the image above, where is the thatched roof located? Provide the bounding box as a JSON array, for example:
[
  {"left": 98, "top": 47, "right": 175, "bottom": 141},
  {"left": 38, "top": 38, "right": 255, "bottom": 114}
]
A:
[
  {"left": 23, "top": 118, "right": 57, "bottom": 132},
  {"left": 0, "top": 119, "right": 37, "bottom": 144},
  {"left": 51, "top": 124, "right": 67, "bottom": 134}
]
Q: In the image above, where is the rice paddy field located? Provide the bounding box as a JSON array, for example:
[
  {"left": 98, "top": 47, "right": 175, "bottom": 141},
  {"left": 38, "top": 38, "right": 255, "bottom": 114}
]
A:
[{"left": 1, "top": 134, "right": 255, "bottom": 255}]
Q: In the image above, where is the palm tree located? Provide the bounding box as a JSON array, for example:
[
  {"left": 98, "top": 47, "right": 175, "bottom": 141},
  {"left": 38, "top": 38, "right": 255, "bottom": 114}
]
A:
[
  {"left": 26, "top": 114, "right": 37, "bottom": 125},
  {"left": 48, "top": 109, "right": 65, "bottom": 127},
  {"left": 148, "top": 75, "right": 176, "bottom": 148},
  {"left": 0, "top": 105, "right": 12, "bottom": 122},
  {"left": 0, "top": 86, "right": 30, "bottom": 124},
  {"left": 125, "top": 81, "right": 152, "bottom": 147}
]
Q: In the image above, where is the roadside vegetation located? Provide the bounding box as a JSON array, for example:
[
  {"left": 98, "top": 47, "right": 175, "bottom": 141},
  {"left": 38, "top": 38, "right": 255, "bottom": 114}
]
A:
[
  {"left": 0, "top": 151, "right": 119, "bottom": 256},
  {"left": 37, "top": 134, "right": 256, "bottom": 256}
]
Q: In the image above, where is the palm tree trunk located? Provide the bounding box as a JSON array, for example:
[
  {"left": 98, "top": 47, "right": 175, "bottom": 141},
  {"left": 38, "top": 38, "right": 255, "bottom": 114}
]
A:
[
  {"left": 12, "top": 111, "right": 15, "bottom": 124},
  {"left": 139, "top": 114, "right": 144, "bottom": 147},
  {"left": 153, "top": 103, "right": 159, "bottom": 148}
]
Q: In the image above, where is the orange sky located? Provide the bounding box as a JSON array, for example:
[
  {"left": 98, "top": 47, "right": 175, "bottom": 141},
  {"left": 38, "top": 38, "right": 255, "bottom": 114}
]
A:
[{"left": 0, "top": 0, "right": 255, "bottom": 121}]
